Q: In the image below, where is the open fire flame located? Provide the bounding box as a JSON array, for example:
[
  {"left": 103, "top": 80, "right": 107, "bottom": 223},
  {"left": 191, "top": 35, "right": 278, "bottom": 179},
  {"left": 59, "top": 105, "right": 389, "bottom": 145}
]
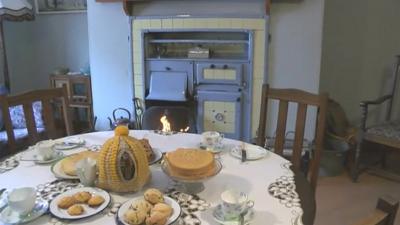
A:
[
  {"left": 160, "top": 116, "right": 171, "bottom": 133},
  {"left": 159, "top": 115, "right": 189, "bottom": 134}
]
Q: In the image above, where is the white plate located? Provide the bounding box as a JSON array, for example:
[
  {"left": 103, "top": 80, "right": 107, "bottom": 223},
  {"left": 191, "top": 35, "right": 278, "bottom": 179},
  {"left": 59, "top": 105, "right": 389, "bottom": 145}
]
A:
[
  {"left": 230, "top": 144, "right": 268, "bottom": 160},
  {"left": 50, "top": 159, "right": 78, "bottom": 180},
  {"left": 149, "top": 148, "right": 163, "bottom": 165},
  {"left": 212, "top": 204, "right": 254, "bottom": 225},
  {"left": 0, "top": 198, "right": 48, "bottom": 224},
  {"left": 34, "top": 151, "right": 65, "bottom": 165},
  {"left": 116, "top": 196, "right": 181, "bottom": 225},
  {"left": 49, "top": 187, "right": 110, "bottom": 220},
  {"left": 54, "top": 138, "right": 85, "bottom": 150}
]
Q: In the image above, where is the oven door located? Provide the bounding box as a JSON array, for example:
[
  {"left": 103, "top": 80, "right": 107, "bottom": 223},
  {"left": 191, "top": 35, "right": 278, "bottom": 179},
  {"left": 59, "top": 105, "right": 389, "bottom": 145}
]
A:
[
  {"left": 197, "top": 90, "right": 242, "bottom": 140},
  {"left": 196, "top": 62, "right": 243, "bottom": 85}
]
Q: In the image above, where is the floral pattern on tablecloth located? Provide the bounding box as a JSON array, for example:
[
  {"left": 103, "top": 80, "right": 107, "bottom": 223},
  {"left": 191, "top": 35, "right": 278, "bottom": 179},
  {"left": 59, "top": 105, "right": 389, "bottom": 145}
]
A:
[
  {"left": 268, "top": 176, "right": 301, "bottom": 208},
  {"left": 0, "top": 156, "right": 19, "bottom": 174},
  {"left": 36, "top": 179, "right": 83, "bottom": 203},
  {"left": 267, "top": 162, "right": 303, "bottom": 225},
  {"left": 165, "top": 188, "right": 210, "bottom": 225}
]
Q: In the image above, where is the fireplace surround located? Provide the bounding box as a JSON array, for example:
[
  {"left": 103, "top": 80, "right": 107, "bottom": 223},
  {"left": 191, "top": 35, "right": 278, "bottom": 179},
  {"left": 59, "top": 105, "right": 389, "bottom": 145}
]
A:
[{"left": 132, "top": 18, "right": 267, "bottom": 142}]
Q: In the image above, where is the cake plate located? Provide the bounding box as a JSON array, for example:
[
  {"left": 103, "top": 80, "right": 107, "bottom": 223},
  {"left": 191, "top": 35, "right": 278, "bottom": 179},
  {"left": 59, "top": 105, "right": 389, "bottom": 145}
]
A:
[{"left": 161, "top": 160, "right": 223, "bottom": 194}]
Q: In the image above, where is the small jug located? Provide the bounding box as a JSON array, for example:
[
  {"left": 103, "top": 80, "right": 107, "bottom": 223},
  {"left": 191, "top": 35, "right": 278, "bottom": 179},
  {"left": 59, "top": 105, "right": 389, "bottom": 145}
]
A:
[{"left": 76, "top": 158, "right": 97, "bottom": 186}]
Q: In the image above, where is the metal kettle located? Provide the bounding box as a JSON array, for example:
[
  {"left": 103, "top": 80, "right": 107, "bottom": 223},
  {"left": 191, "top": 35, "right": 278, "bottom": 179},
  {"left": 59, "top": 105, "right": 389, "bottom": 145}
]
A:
[{"left": 108, "top": 108, "right": 134, "bottom": 130}]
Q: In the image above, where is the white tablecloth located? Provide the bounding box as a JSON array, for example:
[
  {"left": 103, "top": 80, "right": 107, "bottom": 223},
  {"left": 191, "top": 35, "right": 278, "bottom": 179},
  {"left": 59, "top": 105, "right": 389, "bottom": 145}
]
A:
[{"left": 0, "top": 131, "right": 304, "bottom": 225}]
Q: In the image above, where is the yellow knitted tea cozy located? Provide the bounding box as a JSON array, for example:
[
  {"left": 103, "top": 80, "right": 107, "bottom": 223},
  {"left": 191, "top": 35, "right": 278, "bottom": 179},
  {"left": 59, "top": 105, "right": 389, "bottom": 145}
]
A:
[{"left": 97, "top": 126, "right": 150, "bottom": 192}]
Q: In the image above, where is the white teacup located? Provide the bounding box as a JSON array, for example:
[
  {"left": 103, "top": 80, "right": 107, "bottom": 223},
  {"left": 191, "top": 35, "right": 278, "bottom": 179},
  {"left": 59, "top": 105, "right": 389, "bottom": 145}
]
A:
[
  {"left": 36, "top": 140, "right": 56, "bottom": 161},
  {"left": 220, "top": 189, "right": 254, "bottom": 220},
  {"left": 7, "top": 187, "right": 37, "bottom": 216},
  {"left": 76, "top": 158, "right": 97, "bottom": 187},
  {"left": 202, "top": 131, "right": 224, "bottom": 149}
]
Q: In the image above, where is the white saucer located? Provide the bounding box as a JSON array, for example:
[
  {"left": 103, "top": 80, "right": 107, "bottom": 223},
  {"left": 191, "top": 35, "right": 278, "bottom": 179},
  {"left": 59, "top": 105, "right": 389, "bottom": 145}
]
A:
[
  {"left": 230, "top": 144, "right": 268, "bottom": 160},
  {"left": 54, "top": 138, "right": 85, "bottom": 150},
  {"left": 198, "top": 142, "right": 225, "bottom": 153},
  {"left": 212, "top": 204, "right": 254, "bottom": 225},
  {"left": 33, "top": 151, "right": 64, "bottom": 164},
  {"left": 0, "top": 199, "right": 48, "bottom": 224},
  {"left": 149, "top": 148, "right": 163, "bottom": 165}
]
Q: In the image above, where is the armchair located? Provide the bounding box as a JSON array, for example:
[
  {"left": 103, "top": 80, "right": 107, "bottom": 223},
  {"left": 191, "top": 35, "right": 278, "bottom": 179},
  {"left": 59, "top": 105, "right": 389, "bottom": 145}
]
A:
[{"left": 352, "top": 55, "right": 400, "bottom": 181}]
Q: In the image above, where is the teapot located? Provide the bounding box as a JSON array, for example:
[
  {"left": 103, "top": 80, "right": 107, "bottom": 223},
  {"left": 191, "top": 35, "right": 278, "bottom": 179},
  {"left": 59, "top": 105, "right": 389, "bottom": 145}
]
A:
[{"left": 108, "top": 108, "right": 135, "bottom": 130}]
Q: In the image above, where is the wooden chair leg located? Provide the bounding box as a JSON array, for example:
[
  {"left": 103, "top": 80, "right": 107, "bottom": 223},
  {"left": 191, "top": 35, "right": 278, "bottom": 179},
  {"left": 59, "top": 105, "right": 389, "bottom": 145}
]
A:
[{"left": 352, "top": 142, "right": 362, "bottom": 182}]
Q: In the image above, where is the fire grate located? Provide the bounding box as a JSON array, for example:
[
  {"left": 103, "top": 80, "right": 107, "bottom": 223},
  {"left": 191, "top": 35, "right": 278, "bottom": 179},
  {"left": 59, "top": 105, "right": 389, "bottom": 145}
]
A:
[{"left": 142, "top": 106, "right": 196, "bottom": 135}]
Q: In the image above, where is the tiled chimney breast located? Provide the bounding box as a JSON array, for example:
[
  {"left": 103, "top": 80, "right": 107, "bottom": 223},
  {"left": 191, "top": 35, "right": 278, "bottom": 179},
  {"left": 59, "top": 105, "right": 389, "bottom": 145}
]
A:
[{"left": 132, "top": 18, "right": 266, "bottom": 139}]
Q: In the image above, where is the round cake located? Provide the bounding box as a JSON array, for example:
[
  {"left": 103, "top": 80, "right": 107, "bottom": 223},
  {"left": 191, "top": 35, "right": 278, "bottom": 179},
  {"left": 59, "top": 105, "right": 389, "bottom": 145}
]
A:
[{"left": 165, "top": 148, "right": 215, "bottom": 178}]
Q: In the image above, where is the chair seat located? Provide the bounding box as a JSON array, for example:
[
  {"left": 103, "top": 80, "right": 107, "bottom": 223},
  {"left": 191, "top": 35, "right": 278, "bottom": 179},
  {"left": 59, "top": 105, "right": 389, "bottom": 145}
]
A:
[{"left": 365, "top": 122, "right": 400, "bottom": 148}]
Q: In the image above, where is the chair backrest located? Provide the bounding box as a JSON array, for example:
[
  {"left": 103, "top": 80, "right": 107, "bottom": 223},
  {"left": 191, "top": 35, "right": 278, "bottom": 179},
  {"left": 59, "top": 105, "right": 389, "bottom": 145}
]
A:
[
  {"left": 351, "top": 196, "right": 399, "bottom": 225},
  {"left": 386, "top": 55, "right": 400, "bottom": 121},
  {"left": 0, "top": 87, "right": 72, "bottom": 153},
  {"left": 256, "top": 84, "right": 328, "bottom": 190},
  {"left": 142, "top": 106, "right": 196, "bottom": 133}
]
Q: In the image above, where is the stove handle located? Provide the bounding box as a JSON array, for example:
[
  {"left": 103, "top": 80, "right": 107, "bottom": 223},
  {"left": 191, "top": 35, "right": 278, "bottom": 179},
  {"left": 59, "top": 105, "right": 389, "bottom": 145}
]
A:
[{"left": 241, "top": 81, "right": 247, "bottom": 89}]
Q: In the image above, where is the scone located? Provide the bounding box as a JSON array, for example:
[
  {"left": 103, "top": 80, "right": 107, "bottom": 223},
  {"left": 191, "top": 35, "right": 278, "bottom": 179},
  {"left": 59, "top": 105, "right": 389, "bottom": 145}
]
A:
[
  {"left": 130, "top": 199, "right": 153, "bottom": 214},
  {"left": 152, "top": 203, "right": 173, "bottom": 217},
  {"left": 88, "top": 195, "right": 105, "bottom": 207},
  {"left": 67, "top": 204, "right": 85, "bottom": 216},
  {"left": 57, "top": 196, "right": 75, "bottom": 209},
  {"left": 145, "top": 211, "right": 168, "bottom": 225},
  {"left": 144, "top": 188, "right": 164, "bottom": 204},
  {"left": 124, "top": 209, "right": 147, "bottom": 225},
  {"left": 73, "top": 191, "right": 92, "bottom": 203}
]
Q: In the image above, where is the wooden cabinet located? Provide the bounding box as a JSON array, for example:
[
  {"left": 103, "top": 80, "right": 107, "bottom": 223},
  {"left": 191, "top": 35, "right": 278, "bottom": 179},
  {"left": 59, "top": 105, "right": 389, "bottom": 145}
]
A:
[{"left": 50, "top": 74, "right": 94, "bottom": 134}]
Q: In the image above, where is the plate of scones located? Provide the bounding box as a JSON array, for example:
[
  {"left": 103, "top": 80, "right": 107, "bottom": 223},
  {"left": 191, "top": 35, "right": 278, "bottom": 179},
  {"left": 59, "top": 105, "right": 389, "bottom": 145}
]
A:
[
  {"left": 116, "top": 188, "right": 181, "bottom": 225},
  {"left": 49, "top": 187, "right": 111, "bottom": 220}
]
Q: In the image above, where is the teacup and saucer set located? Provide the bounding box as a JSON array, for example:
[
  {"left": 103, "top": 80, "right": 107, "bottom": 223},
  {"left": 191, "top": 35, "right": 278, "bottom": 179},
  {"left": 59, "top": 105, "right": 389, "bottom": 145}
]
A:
[
  {"left": 199, "top": 131, "right": 226, "bottom": 153},
  {"left": 24, "top": 141, "right": 64, "bottom": 164},
  {"left": 0, "top": 187, "right": 48, "bottom": 224},
  {"left": 212, "top": 189, "right": 255, "bottom": 225}
]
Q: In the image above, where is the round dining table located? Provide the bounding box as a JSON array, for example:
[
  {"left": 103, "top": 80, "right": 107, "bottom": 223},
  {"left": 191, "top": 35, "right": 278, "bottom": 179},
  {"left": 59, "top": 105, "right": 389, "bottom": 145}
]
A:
[{"left": 0, "top": 130, "right": 315, "bottom": 225}]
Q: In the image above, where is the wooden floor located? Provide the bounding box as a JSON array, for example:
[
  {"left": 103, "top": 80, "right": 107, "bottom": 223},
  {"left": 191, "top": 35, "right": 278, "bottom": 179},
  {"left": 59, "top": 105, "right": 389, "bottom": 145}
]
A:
[{"left": 315, "top": 172, "right": 400, "bottom": 225}]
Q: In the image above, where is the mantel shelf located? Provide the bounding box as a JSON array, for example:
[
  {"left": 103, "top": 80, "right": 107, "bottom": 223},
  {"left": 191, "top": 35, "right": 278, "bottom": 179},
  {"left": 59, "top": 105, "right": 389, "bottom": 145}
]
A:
[
  {"left": 96, "top": 0, "right": 306, "bottom": 16},
  {"left": 95, "top": 0, "right": 272, "bottom": 16},
  {"left": 148, "top": 39, "right": 249, "bottom": 44}
]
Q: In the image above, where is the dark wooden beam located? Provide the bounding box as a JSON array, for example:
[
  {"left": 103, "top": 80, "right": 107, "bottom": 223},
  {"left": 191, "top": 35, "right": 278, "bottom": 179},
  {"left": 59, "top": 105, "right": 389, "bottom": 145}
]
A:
[{"left": 266, "top": 0, "right": 271, "bottom": 15}]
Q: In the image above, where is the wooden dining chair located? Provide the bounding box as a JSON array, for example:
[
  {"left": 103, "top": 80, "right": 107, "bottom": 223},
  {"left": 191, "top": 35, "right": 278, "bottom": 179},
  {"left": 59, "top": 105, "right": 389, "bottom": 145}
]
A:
[
  {"left": 0, "top": 87, "right": 72, "bottom": 155},
  {"left": 352, "top": 55, "right": 400, "bottom": 182},
  {"left": 256, "top": 84, "right": 328, "bottom": 190},
  {"left": 351, "top": 196, "right": 399, "bottom": 225}
]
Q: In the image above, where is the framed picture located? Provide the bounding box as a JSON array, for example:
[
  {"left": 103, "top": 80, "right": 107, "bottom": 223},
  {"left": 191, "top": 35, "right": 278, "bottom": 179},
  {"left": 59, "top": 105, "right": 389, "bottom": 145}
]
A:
[{"left": 35, "top": 0, "right": 87, "bottom": 14}]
